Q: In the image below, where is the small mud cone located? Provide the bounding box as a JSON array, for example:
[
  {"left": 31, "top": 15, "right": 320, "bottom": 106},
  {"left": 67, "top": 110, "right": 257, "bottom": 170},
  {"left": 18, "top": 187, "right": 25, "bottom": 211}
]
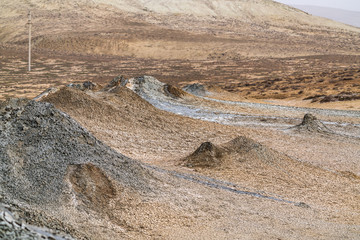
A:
[
  {"left": 292, "top": 113, "right": 331, "bottom": 133},
  {"left": 102, "top": 75, "right": 125, "bottom": 91},
  {"left": 182, "top": 142, "right": 224, "bottom": 168}
]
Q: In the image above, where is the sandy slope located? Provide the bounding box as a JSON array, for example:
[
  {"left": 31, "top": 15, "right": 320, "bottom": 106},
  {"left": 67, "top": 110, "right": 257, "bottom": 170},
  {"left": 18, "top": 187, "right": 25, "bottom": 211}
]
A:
[{"left": 1, "top": 0, "right": 359, "bottom": 53}]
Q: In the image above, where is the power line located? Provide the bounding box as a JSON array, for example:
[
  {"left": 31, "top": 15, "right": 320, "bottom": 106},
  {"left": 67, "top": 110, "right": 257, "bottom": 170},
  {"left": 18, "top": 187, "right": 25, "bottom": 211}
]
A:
[{"left": 27, "top": 11, "right": 32, "bottom": 72}]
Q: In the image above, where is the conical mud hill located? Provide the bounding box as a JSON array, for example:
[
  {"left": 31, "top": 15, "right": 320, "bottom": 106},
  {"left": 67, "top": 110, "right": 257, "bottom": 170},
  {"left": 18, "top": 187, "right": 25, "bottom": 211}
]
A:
[
  {"left": 181, "top": 135, "right": 344, "bottom": 194},
  {"left": 0, "top": 98, "right": 153, "bottom": 207},
  {"left": 183, "top": 142, "right": 224, "bottom": 168},
  {"left": 124, "top": 76, "right": 189, "bottom": 100},
  {"left": 42, "top": 84, "right": 160, "bottom": 124},
  {"left": 182, "top": 136, "right": 285, "bottom": 169},
  {"left": 291, "top": 113, "right": 332, "bottom": 133},
  {"left": 183, "top": 83, "right": 207, "bottom": 96}
]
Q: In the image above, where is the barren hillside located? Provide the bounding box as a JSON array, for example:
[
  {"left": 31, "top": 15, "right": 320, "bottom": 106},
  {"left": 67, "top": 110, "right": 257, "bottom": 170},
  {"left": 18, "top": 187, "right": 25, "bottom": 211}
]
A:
[{"left": 1, "top": 0, "right": 360, "bottom": 55}]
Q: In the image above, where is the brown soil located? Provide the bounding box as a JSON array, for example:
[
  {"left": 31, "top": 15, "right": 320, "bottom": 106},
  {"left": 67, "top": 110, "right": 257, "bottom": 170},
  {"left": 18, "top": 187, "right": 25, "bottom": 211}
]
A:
[
  {"left": 180, "top": 135, "right": 360, "bottom": 210},
  {"left": 42, "top": 86, "right": 237, "bottom": 162}
]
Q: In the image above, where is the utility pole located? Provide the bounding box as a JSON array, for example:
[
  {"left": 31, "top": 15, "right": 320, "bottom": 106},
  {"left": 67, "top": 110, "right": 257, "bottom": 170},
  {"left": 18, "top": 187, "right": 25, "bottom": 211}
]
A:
[{"left": 27, "top": 11, "right": 32, "bottom": 72}]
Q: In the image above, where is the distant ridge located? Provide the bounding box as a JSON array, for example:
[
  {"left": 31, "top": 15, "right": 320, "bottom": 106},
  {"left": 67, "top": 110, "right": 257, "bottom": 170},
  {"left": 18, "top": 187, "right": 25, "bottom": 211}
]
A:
[
  {"left": 293, "top": 5, "right": 360, "bottom": 28},
  {"left": 1, "top": 0, "right": 360, "bottom": 43}
]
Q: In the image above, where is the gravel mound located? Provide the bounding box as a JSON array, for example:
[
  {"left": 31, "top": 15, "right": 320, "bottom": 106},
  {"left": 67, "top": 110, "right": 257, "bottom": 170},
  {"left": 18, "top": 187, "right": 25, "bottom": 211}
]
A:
[
  {"left": 290, "top": 113, "right": 332, "bottom": 133},
  {"left": 0, "top": 98, "right": 153, "bottom": 207}
]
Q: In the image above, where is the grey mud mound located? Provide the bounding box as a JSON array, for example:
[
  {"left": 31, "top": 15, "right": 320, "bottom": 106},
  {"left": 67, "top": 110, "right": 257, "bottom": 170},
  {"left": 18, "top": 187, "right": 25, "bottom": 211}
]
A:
[
  {"left": 183, "top": 83, "right": 207, "bottom": 96},
  {"left": 0, "top": 98, "right": 153, "bottom": 207},
  {"left": 291, "top": 113, "right": 332, "bottom": 133},
  {"left": 182, "top": 136, "right": 284, "bottom": 169},
  {"left": 125, "top": 75, "right": 188, "bottom": 100}
]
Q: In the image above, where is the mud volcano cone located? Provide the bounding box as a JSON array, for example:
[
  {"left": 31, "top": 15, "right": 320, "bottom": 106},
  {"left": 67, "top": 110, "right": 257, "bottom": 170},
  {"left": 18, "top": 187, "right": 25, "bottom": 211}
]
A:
[
  {"left": 292, "top": 113, "right": 331, "bottom": 133},
  {"left": 182, "top": 83, "right": 206, "bottom": 96},
  {"left": 0, "top": 99, "right": 152, "bottom": 206},
  {"left": 182, "top": 136, "right": 282, "bottom": 169},
  {"left": 183, "top": 142, "right": 224, "bottom": 168}
]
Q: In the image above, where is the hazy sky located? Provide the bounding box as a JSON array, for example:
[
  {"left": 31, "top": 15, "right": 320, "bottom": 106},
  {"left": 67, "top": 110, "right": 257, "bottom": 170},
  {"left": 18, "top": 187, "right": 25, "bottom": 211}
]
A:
[{"left": 275, "top": 0, "right": 360, "bottom": 12}]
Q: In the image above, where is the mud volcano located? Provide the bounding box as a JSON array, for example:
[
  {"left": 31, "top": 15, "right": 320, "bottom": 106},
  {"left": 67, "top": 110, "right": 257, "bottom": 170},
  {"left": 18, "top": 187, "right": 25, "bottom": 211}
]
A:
[
  {"left": 291, "top": 113, "right": 332, "bottom": 133},
  {"left": 183, "top": 142, "right": 224, "bottom": 168},
  {"left": 0, "top": 98, "right": 152, "bottom": 207},
  {"left": 124, "top": 75, "right": 189, "bottom": 100},
  {"left": 183, "top": 83, "right": 207, "bottom": 96},
  {"left": 182, "top": 136, "right": 284, "bottom": 169}
]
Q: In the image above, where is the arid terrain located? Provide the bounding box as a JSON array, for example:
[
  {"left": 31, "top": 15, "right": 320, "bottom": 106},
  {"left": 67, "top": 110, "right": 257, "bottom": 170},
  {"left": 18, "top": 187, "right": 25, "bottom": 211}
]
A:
[{"left": 1, "top": 0, "right": 360, "bottom": 239}]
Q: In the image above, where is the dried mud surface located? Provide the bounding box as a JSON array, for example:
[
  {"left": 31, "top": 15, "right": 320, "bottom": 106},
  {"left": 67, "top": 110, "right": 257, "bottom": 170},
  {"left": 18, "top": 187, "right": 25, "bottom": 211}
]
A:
[
  {"left": 1, "top": 77, "right": 359, "bottom": 239},
  {"left": 1, "top": 1, "right": 360, "bottom": 239},
  {"left": 25, "top": 77, "right": 358, "bottom": 239}
]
